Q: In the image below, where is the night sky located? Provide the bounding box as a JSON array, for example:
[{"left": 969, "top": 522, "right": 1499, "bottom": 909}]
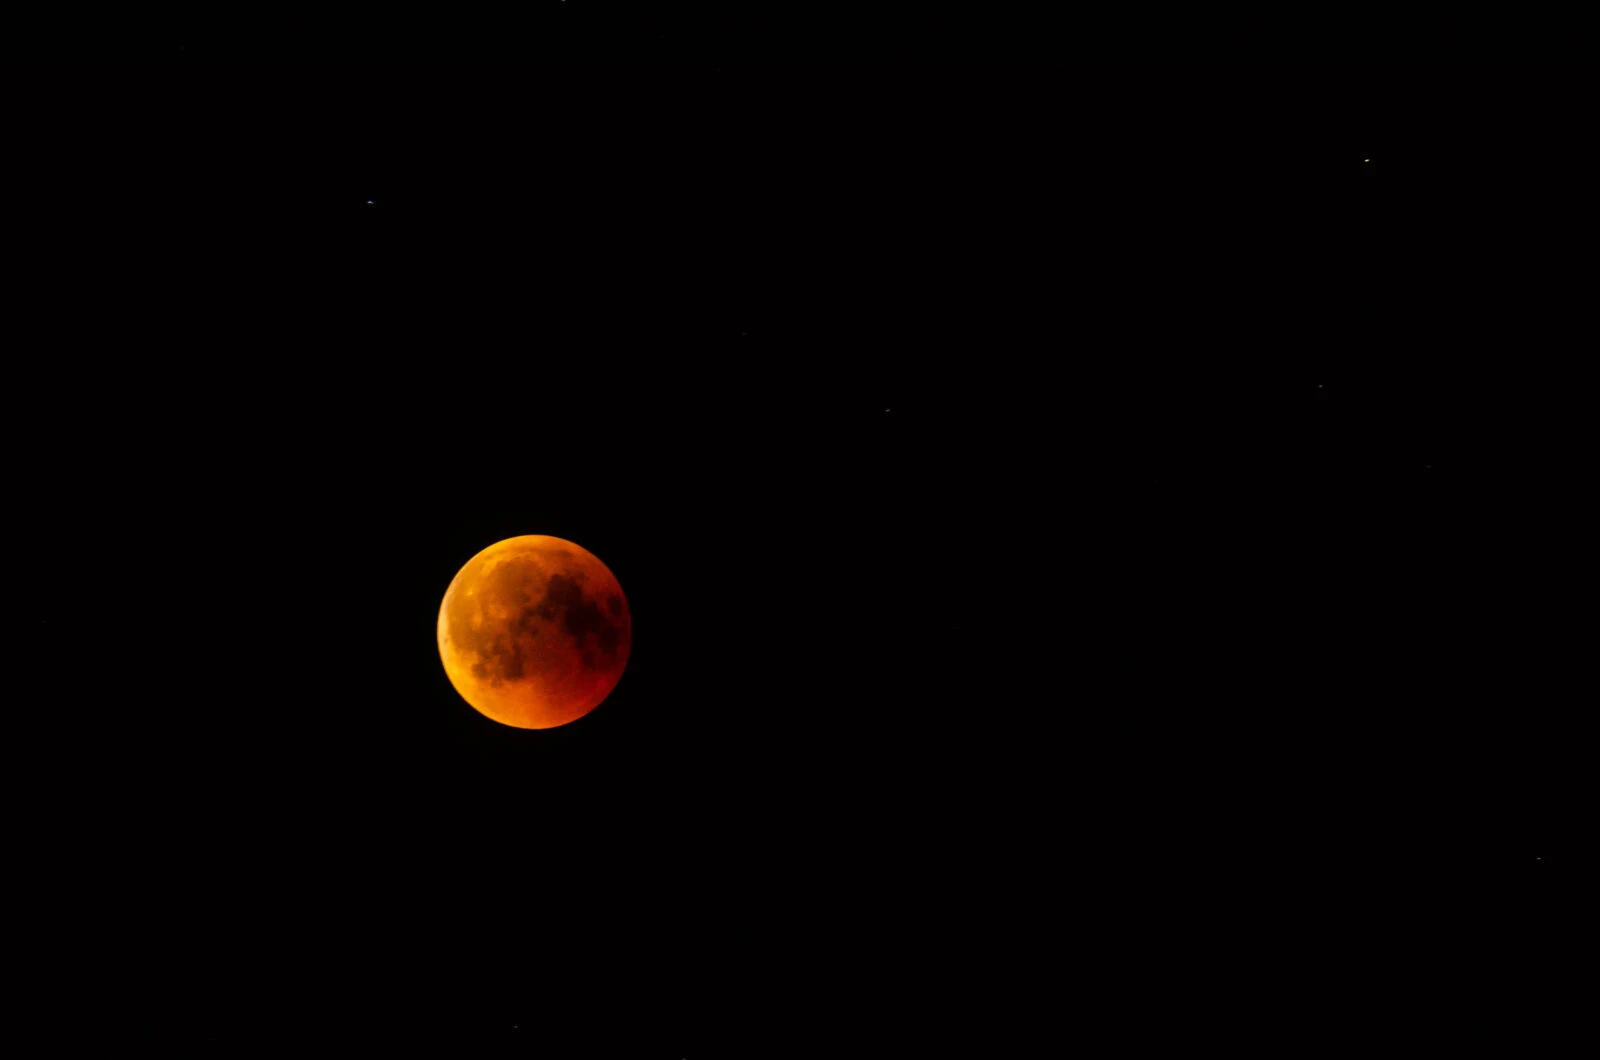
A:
[{"left": 10, "top": 16, "right": 1584, "bottom": 1054}]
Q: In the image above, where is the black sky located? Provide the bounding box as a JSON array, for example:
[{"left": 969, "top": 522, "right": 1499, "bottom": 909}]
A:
[{"left": 8, "top": 15, "right": 1586, "bottom": 1053}]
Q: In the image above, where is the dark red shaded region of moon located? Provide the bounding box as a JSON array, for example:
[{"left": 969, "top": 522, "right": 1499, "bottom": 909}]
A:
[{"left": 437, "top": 535, "right": 631, "bottom": 729}]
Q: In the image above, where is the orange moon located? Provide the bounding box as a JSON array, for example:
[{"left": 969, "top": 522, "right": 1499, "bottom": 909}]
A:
[{"left": 437, "top": 535, "right": 632, "bottom": 729}]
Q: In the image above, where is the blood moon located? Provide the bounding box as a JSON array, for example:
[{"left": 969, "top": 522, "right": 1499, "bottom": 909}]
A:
[{"left": 437, "top": 535, "right": 631, "bottom": 729}]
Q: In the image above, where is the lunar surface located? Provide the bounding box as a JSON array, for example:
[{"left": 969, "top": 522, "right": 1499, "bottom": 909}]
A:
[{"left": 437, "top": 535, "right": 631, "bottom": 729}]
